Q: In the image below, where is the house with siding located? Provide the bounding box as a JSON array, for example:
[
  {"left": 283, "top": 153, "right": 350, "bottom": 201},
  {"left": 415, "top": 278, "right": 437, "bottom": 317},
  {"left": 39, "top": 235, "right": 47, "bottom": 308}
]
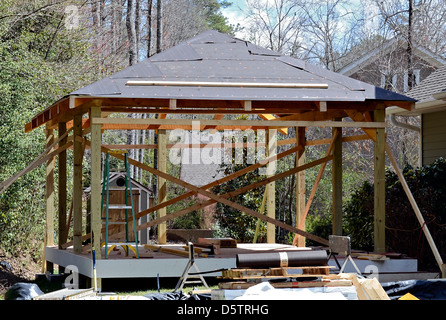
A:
[
  {"left": 389, "top": 65, "right": 446, "bottom": 166},
  {"left": 339, "top": 38, "right": 446, "bottom": 94}
]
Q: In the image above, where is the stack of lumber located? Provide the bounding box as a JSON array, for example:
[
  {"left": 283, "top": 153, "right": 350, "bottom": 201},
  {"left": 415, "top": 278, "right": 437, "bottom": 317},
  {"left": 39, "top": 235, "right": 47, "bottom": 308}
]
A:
[
  {"left": 221, "top": 266, "right": 332, "bottom": 279},
  {"left": 198, "top": 237, "right": 237, "bottom": 248},
  {"left": 339, "top": 273, "right": 390, "bottom": 300},
  {"left": 217, "top": 270, "right": 390, "bottom": 300}
]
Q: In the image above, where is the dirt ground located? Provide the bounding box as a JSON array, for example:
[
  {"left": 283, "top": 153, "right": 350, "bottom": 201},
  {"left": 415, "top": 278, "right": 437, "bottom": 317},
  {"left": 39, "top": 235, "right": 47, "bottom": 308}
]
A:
[{"left": 0, "top": 248, "right": 41, "bottom": 298}]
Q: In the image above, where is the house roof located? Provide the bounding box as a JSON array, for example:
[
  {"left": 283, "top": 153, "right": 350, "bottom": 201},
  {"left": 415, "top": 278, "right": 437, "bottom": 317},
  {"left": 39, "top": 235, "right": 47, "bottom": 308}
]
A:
[
  {"left": 70, "top": 30, "right": 413, "bottom": 103},
  {"left": 389, "top": 65, "right": 446, "bottom": 115},
  {"left": 26, "top": 30, "right": 416, "bottom": 133},
  {"left": 338, "top": 37, "right": 446, "bottom": 77},
  {"left": 406, "top": 65, "right": 446, "bottom": 103}
]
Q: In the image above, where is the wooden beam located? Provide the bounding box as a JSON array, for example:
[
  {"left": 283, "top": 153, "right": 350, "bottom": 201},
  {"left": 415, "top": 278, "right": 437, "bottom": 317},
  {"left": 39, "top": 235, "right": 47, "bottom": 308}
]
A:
[
  {"left": 266, "top": 129, "right": 277, "bottom": 243},
  {"left": 91, "top": 117, "right": 386, "bottom": 130},
  {"left": 106, "top": 154, "right": 333, "bottom": 246},
  {"left": 45, "top": 128, "right": 55, "bottom": 248},
  {"left": 90, "top": 104, "right": 103, "bottom": 266},
  {"left": 66, "top": 142, "right": 304, "bottom": 249},
  {"left": 293, "top": 127, "right": 306, "bottom": 247},
  {"left": 295, "top": 130, "right": 338, "bottom": 241},
  {"left": 244, "top": 100, "right": 252, "bottom": 111},
  {"left": 258, "top": 114, "right": 288, "bottom": 135},
  {"left": 374, "top": 108, "right": 386, "bottom": 252},
  {"left": 332, "top": 121, "right": 343, "bottom": 236},
  {"left": 58, "top": 122, "right": 68, "bottom": 248},
  {"left": 72, "top": 115, "right": 83, "bottom": 254},
  {"left": 0, "top": 128, "right": 73, "bottom": 195},
  {"left": 345, "top": 110, "right": 377, "bottom": 141},
  {"left": 158, "top": 129, "right": 167, "bottom": 244}
]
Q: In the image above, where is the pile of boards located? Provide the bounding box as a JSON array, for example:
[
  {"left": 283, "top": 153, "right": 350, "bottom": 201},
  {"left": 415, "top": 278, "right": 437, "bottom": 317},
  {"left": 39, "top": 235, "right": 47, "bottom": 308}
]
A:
[
  {"left": 216, "top": 270, "right": 390, "bottom": 300},
  {"left": 144, "top": 237, "right": 236, "bottom": 258}
]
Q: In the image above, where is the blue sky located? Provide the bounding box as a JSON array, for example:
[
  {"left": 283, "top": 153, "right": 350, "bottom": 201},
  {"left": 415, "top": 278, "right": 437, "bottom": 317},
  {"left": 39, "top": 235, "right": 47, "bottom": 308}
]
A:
[{"left": 221, "top": 0, "right": 249, "bottom": 36}]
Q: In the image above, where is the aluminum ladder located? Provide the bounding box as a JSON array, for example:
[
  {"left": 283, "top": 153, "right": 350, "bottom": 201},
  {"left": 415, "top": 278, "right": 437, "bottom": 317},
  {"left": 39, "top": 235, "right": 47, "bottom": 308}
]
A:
[{"left": 101, "top": 150, "right": 139, "bottom": 258}]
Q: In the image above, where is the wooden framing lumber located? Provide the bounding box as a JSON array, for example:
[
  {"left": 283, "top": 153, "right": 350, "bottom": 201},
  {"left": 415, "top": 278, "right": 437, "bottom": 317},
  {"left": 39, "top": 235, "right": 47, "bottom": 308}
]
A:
[
  {"left": 105, "top": 153, "right": 332, "bottom": 246},
  {"left": 332, "top": 122, "right": 343, "bottom": 236},
  {"left": 45, "top": 128, "right": 55, "bottom": 248},
  {"left": 144, "top": 244, "right": 191, "bottom": 258},
  {"left": 266, "top": 129, "right": 277, "bottom": 243},
  {"left": 374, "top": 109, "right": 386, "bottom": 252},
  {"left": 90, "top": 105, "right": 102, "bottom": 264},
  {"left": 91, "top": 117, "right": 386, "bottom": 130},
  {"left": 157, "top": 129, "right": 167, "bottom": 244},
  {"left": 73, "top": 115, "right": 84, "bottom": 254},
  {"left": 58, "top": 122, "right": 68, "bottom": 248},
  {"left": 61, "top": 142, "right": 304, "bottom": 250},
  {"left": 0, "top": 127, "right": 73, "bottom": 195},
  {"left": 294, "top": 130, "right": 338, "bottom": 246},
  {"left": 294, "top": 127, "right": 306, "bottom": 247}
]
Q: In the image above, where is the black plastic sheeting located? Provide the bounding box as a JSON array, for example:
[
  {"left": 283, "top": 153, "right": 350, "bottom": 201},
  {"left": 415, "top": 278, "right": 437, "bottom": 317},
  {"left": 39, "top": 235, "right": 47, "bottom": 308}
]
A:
[
  {"left": 236, "top": 250, "right": 328, "bottom": 269},
  {"left": 5, "top": 282, "right": 44, "bottom": 300},
  {"left": 382, "top": 280, "right": 446, "bottom": 300},
  {"left": 144, "top": 291, "right": 211, "bottom": 300}
]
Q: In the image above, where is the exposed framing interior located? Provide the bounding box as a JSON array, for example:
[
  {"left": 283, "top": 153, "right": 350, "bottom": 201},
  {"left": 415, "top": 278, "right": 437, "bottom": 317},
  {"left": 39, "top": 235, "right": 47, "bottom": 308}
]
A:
[{"left": 19, "top": 93, "right": 444, "bottom": 283}]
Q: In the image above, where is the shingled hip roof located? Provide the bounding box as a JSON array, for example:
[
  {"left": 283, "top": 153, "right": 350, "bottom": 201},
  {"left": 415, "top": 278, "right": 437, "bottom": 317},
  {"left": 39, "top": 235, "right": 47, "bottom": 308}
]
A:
[{"left": 70, "top": 30, "right": 414, "bottom": 103}]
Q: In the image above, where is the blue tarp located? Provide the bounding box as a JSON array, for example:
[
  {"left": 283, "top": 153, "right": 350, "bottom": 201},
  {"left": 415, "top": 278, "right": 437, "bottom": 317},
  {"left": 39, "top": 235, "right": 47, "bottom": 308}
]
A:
[{"left": 382, "top": 279, "right": 446, "bottom": 300}]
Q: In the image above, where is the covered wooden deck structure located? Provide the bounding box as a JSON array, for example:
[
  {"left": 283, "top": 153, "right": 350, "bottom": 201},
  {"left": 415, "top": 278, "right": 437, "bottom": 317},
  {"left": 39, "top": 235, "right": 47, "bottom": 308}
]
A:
[{"left": 22, "top": 30, "right": 445, "bottom": 286}]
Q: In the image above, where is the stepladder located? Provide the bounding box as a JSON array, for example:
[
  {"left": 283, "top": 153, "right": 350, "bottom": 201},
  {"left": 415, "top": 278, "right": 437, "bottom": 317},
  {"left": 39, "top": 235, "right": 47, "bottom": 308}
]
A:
[{"left": 101, "top": 151, "right": 139, "bottom": 259}]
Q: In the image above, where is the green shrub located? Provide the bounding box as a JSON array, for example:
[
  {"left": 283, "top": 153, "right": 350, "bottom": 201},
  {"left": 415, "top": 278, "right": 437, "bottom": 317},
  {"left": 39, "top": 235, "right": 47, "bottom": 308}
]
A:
[{"left": 343, "top": 158, "right": 446, "bottom": 271}]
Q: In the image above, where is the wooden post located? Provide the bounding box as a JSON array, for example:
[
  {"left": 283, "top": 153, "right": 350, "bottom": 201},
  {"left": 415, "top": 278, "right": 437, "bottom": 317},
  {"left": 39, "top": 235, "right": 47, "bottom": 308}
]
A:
[
  {"left": 58, "top": 122, "right": 68, "bottom": 249},
  {"left": 90, "top": 105, "right": 102, "bottom": 274},
  {"left": 266, "top": 129, "right": 277, "bottom": 243},
  {"left": 45, "top": 128, "right": 55, "bottom": 247},
  {"left": 158, "top": 129, "right": 167, "bottom": 244},
  {"left": 73, "top": 115, "right": 83, "bottom": 254},
  {"left": 294, "top": 127, "right": 306, "bottom": 246},
  {"left": 374, "top": 108, "right": 386, "bottom": 252},
  {"left": 332, "top": 123, "right": 343, "bottom": 236}
]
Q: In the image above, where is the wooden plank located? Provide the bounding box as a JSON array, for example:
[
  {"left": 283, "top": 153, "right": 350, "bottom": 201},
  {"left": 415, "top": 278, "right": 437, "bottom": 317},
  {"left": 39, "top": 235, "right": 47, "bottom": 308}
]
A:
[
  {"left": 158, "top": 129, "right": 167, "bottom": 244},
  {"left": 106, "top": 153, "right": 332, "bottom": 246},
  {"left": 296, "top": 131, "right": 338, "bottom": 231},
  {"left": 72, "top": 115, "right": 83, "bottom": 254},
  {"left": 359, "top": 278, "right": 390, "bottom": 300},
  {"left": 332, "top": 123, "right": 343, "bottom": 236},
  {"left": 67, "top": 143, "right": 305, "bottom": 249},
  {"left": 258, "top": 114, "right": 288, "bottom": 135},
  {"left": 294, "top": 127, "right": 306, "bottom": 247},
  {"left": 144, "top": 244, "right": 191, "bottom": 258},
  {"left": 198, "top": 237, "right": 237, "bottom": 248},
  {"left": 219, "top": 279, "right": 352, "bottom": 290},
  {"left": 266, "top": 129, "right": 277, "bottom": 243},
  {"left": 0, "top": 127, "right": 73, "bottom": 195},
  {"left": 339, "top": 273, "right": 368, "bottom": 300},
  {"left": 344, "top": 110, "right": 377, "bottom": 142},
  {"left": 374, "top": 109, "right": 386, "bottom": 252},
  {"left": 45, "top": 128, "right": 55, "bottom": 248},
  {"left": 90, "top": 105, "right": 103, "bottom": 264},
  {"left": 58, "top": 122, "right": 68, "bottom": 248},
  {"left": 91, "top": 117, "right": 386, "bottom": 130}
]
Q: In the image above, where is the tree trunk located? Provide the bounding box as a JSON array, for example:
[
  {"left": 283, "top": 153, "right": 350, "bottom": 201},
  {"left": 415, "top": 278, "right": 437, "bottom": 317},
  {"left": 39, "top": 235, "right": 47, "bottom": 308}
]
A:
[
  {"left": 147, "top": 0, "right": 153, "bottom": 57},
  {"left": 126, "top": 0, "right": 137, "bottom": 66},
  {"left": 156, "top": 0, "right": 162, "bottom": 53}
]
